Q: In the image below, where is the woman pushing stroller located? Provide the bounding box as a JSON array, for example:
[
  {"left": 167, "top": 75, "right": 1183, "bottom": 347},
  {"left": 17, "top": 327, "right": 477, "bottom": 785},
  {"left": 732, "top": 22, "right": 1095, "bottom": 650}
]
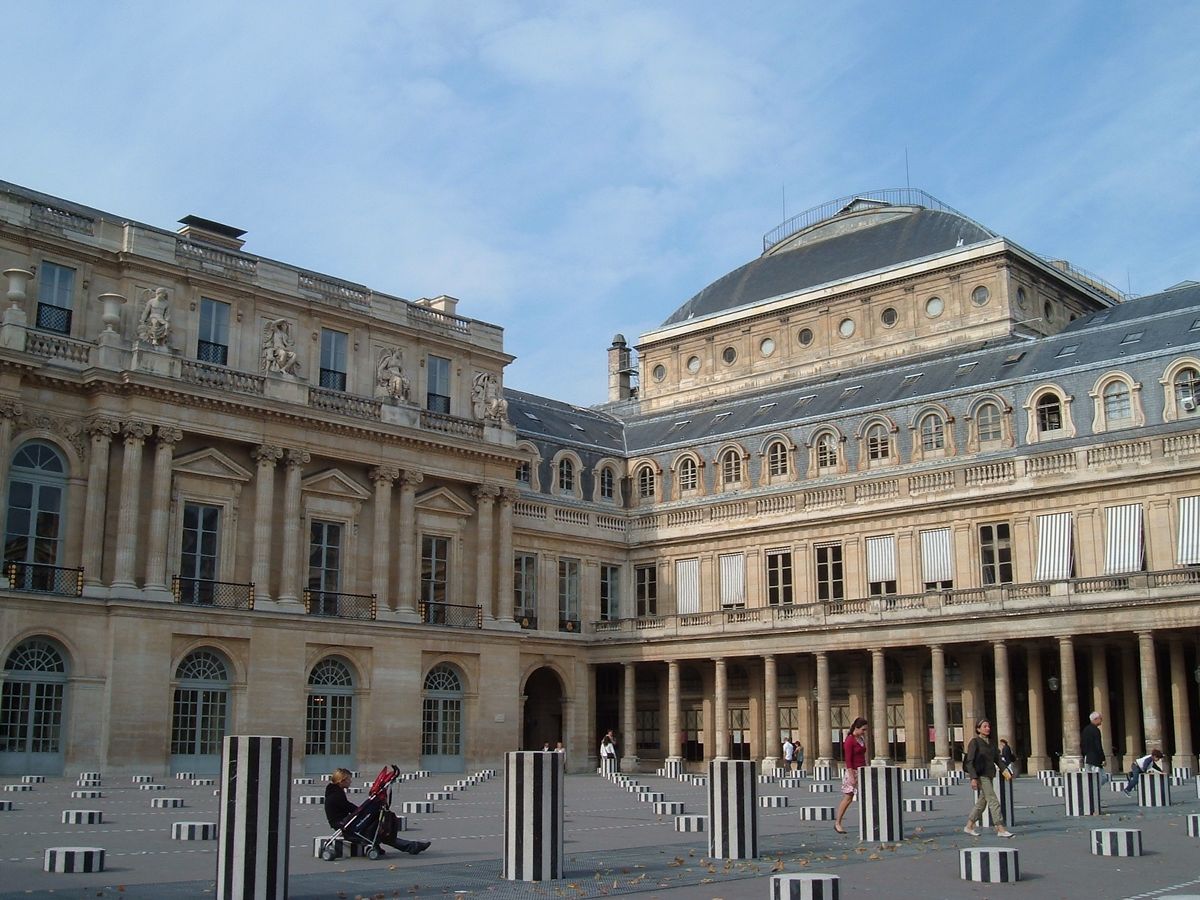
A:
[{"left": 324, "top": 767, "right": 430, "bottom": 857}]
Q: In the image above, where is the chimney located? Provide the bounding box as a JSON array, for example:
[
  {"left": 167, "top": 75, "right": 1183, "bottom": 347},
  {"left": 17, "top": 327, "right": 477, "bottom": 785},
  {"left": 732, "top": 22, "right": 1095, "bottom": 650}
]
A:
[
  {"left": 176, "top": 215, "right": 247, "bottom": 251},
  {"left": 608, "top": 333, "right": 633, "bottom": 402},
  {"left": 417, "top": 295, "right": 460, "bottom": 316}
]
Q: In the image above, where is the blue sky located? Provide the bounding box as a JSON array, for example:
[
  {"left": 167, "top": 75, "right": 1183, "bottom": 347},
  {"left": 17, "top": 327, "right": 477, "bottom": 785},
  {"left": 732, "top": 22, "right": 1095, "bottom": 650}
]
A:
[{"left": 6, "top": 1, "right": 1198, "bottom": 405}]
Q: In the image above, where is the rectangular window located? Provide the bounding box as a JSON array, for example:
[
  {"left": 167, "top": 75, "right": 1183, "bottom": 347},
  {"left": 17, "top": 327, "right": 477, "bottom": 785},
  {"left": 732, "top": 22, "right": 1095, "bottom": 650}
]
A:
[
  {"left": 180, "top": 503, "right": 221, "bottom": 604},
  {"left": 635, "top": 564, "right": 657, "bottom": 617},
  {"left": 920, "top": 527, "right": 954, "bottom": 590},
  {"left": 308, "top": 520, "right": 342, "bottom": 615},
  {"left": 778, "top": 706, "right": 798, "bottom": 745},
  {"left": 600, "top": 564, "right": 620, "bottom": 621},
  {"left": 675, "top": 558, "right": 700, "bottom": 614},
  {"left": 636, "top": 708, "right": 660, "bottom": 751},
  {"left": 427, "top": 354, "right": 451, "bottom": 413},
  {"left": 421, "top": 535, "right": 449, "bottom": 605},
  {"left": 865, "top": 534, "right": 897, "bottom": 596},
  {"left": 36, "top": 261, "right": 75, "bottom": 334},
  {"left": 1105, "top": 504, "right": 1145, "bottom": 574},
  {"left": 683, "top": 708, "right": 704, "bottom": 762},
  {"left": 766, "top": 549, "right": 793, "bottom": 605},
  {"left": 514, "top": 553, "right": 537, "bottom": 626},
  {"left": 1179, "top": 496, "right": 1200, "bottom": 565},
  {"left": 815, "top": 543, "right": 844, "bottom": 603},
  {"left": 197, "top": 298, "right": 230, "bottom": 365},
  {"left": 718, "top": 553, "right": 746, "bottom": 608},
  {"left": 979, "top": 523, "right": 1013, "bottom": 585},
  {"left": 558, "top": 557, "right": 580, "bottom": 631},
  {"left": 319, "top": 329, "right": 348, "bottom": 391},
  {"left": 1035, "top": 512, "right": 1074, "bottom": 580}
]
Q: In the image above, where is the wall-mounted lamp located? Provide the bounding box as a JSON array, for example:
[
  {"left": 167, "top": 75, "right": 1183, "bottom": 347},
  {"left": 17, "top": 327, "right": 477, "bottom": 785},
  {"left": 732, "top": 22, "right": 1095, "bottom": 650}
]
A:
[{"left": 1047, "top": 676, "right": 1060, "bottom": 693}]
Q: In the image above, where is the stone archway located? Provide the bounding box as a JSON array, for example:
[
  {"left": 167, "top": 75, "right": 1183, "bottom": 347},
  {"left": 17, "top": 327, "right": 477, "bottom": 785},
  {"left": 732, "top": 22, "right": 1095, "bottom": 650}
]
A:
[{"left": 522, "top": 667, "right": 565, "bottom": 750}]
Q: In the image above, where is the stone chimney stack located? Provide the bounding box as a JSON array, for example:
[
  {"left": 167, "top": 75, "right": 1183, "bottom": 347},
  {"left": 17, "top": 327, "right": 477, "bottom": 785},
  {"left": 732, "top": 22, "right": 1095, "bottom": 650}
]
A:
[{"left": 608, "top": 333, "right": 633, "bottom": 402}]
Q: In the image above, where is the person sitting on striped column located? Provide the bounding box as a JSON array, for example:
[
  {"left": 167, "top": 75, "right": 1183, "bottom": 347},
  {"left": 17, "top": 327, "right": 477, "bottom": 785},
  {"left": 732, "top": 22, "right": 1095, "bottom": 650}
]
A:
[{"left": 1122, "top": 748, "right": 1164, "bottom": 795}]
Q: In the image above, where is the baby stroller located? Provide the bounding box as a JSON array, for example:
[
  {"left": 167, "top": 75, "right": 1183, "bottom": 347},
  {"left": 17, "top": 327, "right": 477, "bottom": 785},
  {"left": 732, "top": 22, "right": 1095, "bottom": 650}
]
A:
[{"left": 320, "top": 765, "right": 400, "bottom": 861}]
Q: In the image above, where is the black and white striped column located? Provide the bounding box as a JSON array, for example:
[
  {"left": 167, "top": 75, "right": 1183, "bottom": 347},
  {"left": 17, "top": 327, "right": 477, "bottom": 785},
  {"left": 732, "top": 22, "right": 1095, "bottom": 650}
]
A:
[
  {"left": 1137, "top": 771, "right": 1171, "bottom": 807},
  {"left": 664, "top": 759, "right": 683, "bottom": 778},
  {"left": 1091, "top": 828, "right": 1142, "bottom": 856},
  {"left": 216, "top": 735, "right": 292, "bottom": 900},
  {"left": 503, "top": 751, "right": 564, "bottom": 882},
  {"left": 600, "top": 757, "right": 618, "bottom": 776},
  {"left": 960, "top": 847, "right": 1019, "bottom": 883},
  {"left": 1063, "top": 771, "right": 1102, "bottom": 816},
  {"left": 707, "top": 759, "right": 757, "bottom": 859},
  {"left": 858, "top": 765, "right": 903, "bottom": 842},
  {"left": 771, "top": 872, "right": 840, "bottom": 899},
  {"left": 975, "top": 775, "right": 1015, "bottom": 827}
]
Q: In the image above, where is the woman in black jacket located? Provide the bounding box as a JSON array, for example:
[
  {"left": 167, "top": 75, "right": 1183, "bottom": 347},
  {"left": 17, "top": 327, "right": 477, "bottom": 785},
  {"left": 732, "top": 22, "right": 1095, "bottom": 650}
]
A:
[
  {"left": 962, "top": 719, "right": 1015, "bottom": 839},
  {"left": 325, "top": 769, "right": 430, "bottom": 855}
]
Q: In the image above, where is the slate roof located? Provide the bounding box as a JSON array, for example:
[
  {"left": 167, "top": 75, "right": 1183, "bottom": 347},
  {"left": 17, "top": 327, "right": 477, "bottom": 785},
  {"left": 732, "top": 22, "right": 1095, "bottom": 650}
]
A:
[
  {"left": 505, "top": 390, "right": 626, "bottom": 453},
  {"left": 661, "top": 208, "right": 997, "bottom": 327}
]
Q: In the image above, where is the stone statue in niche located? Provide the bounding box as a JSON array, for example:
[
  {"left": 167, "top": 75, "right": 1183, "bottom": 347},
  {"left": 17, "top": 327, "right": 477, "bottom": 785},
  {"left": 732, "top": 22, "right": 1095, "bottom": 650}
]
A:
[
  {"left": 376, "top": 347, "right": 411, "bottom": 402},
  {"left": 261, "top": 318, "right": 300, "bottom": 375},
  {"left": 136, "top": 287, "right": 171, "bottom": 345},
  {"left": 471, "top": 371, "right": 508, "bottom": 422}
]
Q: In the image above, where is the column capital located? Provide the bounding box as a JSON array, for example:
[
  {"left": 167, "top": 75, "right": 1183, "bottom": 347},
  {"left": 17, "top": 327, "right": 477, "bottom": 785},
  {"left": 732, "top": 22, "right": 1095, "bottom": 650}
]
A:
[
  {"left": 399, "top": 468, "right": 425, "bottom": 487},
  {"left": 472, "top": 483, "right": 501, "bottom": 502},
  {"left": 156, "top": 424, "right": 184, "bottom": 445},
  {"left": 84, "top": 416, "right": 121, "bottom": 439},
  {"left": 252, "top": 444, "right": 284, "bottom": 466},
  {"left": 121, "top": 420, "right": 153, "bottom": 443},
  {"left": 499, "top": 487, "right": 521, "bottom": 504},
  {"left": 0, "top": 399, "right": 24, "bottom": 420},
  {"left": 369, "top": 465, "right": 400, "bottom": 485},
  {"left": 285, "top": 448, "right": 311, "bottom": 468}
]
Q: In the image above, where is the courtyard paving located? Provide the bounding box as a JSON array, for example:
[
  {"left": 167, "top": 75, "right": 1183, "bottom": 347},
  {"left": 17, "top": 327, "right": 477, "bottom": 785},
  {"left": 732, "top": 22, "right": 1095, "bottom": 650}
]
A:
[{"left": 0, "top": 768, "right": 1197, "bottom": 899}]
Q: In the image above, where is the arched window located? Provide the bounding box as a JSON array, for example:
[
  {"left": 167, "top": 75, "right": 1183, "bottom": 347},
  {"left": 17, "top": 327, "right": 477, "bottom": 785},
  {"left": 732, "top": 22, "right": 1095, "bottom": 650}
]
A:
[
  {"left": 866, "top": 424, "right": 890, "bottom": 461},
  {"left": 306, "top": 658, "right": 355, "bottom": 772},
  {"left": 976, "top": 402, "right": 1003, "bottom": 443},
  {"left": 1036, "top": 394, "right": 1063, "bottom": 434},
  {"left": 1102, "top": 381, "right": 1131, "bottom": 423},
  {"left": 720, "top": 450, "right": 742, "bottom": 486},
  {"left": 816, "top": 433, "right": 839, "bottom": 469},
  {"left": 919, "top": 413, "right": 945, "bottom": 451},
  {"left": 677, "top": 457, "right": 698, "bottom": 491},
  {"left": 422, "top": 664, "right": 464, "bottom": 771},
  {"left": 5, "top": 442, "right": 68, "bottom": 592},
  {"left": 766, "top": 441, "right": 789, "bottom": 477},
  {"left": 637, "top": 465, "right": 655, "bottom": 499},
  {"left": 171, "top": 649, "right": 229, "bottom": 773},
  {"left": 557, "top": 458, "right": 574, "bottom": 492},
  {"left": 1, "top": 638, "right": 67, "bottom": 773},
  {"left": 599, "top": 466, "right": 615, "bottom": 500},
  {"left": 1175, "top": 366, "right": 1200, "bottom": 411}
]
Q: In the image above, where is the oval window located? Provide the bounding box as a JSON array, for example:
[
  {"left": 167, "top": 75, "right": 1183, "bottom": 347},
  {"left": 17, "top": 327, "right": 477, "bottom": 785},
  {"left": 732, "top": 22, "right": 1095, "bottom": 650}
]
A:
[
  {"left": 925, "top": 296, "right": 944, "bottom": 318},
  {"left": 652, "top": 364, "right": 666, "bottom": 382},
  {"left": 759, "top": 337, "right": 776, "bottom": 357},
  {"left": 971, "top": 285, "right": 989, "bottom": 306},
  {"left": 880, "top": 307, "right": 898, "bottom": 327},
  {"left": 686, "top": 355, "right": 701, "bottom": 374},
  {"left": 838, "top": 318, "right": 855, "bottom": 338},
  {"left": 722, "top": 346, "right": 737, "bottom": 365},
  {"left": 798, "top": 328, "right": 814, "bottom": 347}
]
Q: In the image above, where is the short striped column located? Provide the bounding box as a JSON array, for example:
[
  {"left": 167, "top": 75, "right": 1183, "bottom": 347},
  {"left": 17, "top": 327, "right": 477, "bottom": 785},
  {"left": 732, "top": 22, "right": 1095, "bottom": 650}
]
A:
[
  {"left": 22, "top": 774, "right": 45, "bottom": 783},
  {"left": 904, "top": 798, "right": 934, "bottom": 813},
  {"left": 131, "top": 775, "right": 154, "bottom": 784},
  {"left": 71, "top": 789, "right": 102, "bottom": 799},
  {"left": 4, "top": 784, "right": 32, "bottom": 792},
  {"left": 664, "top": 759, "right": 684, "bottom": 778},
  {"left": 676, "top": 814, "right": 706, "bottom": 831},
  {"left": 77, "top": 777, "right": 101, "bottom": 787},
  {"left": 760, "top": 795, "right": 788, "bottom": 808},
  {"left": 175, "top": 771, "right": 196, "bottom": 780},
  {"left": 192, "top": 778, "right": 215, "bottom": 786},
  {"left": 62, "top": 810, "right": 103, "bottom": 824},
  {"left": 707, "top": 759, "right": 757, "bottom": 859},
  {"left": 858, "top": 765, "right": 903, "bottom": 842},
  {"left": 638, "top": 791, "right": 665, "bottom": 803},
  {"left": 812, "top": 765, "right": 834, "bottom": 781},
  {"left": 1036, "top": 770, "right": 1057, "bottom": 784},
  {"left": 771, "top": 872, "right": 840, "bottom": 899},
  {"left": 78, "top": 771, "right": 101, "bottom": 781},
  {"left": 44, "top": 848, "right": 105, "bottom": 873},
  {"left": 810, "top": 783, "right": 835, "bottom": 793},
  {"left": 151, "top": 797, "right": 185, "bottom": 809},
  {"left": 0, "top": 800, "right": 12, "bottom": 810},
  {"left": 655, "top": 801, "right": 685, "bottom": 815},
  {"left": 402, "top": 801, "right": 434, "bottom": 814},
  {"left": 923, "top": 785, "right": 949, "bottom": 797},
  {"left": 174, "top": 821, "right": 218, "bottom": 840},
  {"left": 1091, "top": 828, "right": 1142, "bottom": 856},
  {"left": 314, "top": 836, "right": 365, "bottom": 859},
  {"left": 600, "top": 757, "right": 618, "bottom": 776},
  {"left": 1137, "top": 771, "right": 1171, "bottom": 807},
  {"left": 900, "top": 769, "right": 929, "bottom": 782},
  {"left": 1186, "top": 814, "right": 1199, "bottom": 837},
  {"left": 216, "top": 735, "right": 291, "bottom": 900},
  {"left": 427, "top": 791, "right": 454, "bottom": 800},
  {"left": 960, "top": 847, "right": 1019, "bottom": 883},
  {"left": 1063, "top": 771, "right": 1102, "bottom": 816},
  {"left": 1171, "top": 766, "right": 1192, "bottom": 780},
  {"left": 975, "top": 775, "right": 1015, "bottom": 827},
  {"left": 800, "top": 806, "right": 836, "bottom": 821},
  {"left": 503, "top": 751, "right": 563, "bottom": 882},
  {"left": 298, "top": 795, "right": 324, "bottom": 805},
  {"left": 778, "top": 778, "right": 804, "bottom": 788}
]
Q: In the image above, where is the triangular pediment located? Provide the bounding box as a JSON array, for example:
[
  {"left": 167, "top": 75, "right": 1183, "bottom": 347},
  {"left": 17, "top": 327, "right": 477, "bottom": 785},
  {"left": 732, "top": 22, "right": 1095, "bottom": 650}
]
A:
[
  {"left": 301, "top": 468, "right": 371, "bottom": 501},
  {"left": 172, "top": 448, "right": 253, "bottom": 482},
  {"left": 415, "top": 486, "right": 474, "bottom": 517}
]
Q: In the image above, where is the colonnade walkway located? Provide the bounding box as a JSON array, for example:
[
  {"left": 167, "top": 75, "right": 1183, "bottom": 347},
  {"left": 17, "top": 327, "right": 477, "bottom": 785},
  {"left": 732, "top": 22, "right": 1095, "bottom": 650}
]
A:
[{"left": 1, "top": 769, "right": 1197, "bottom": 898}]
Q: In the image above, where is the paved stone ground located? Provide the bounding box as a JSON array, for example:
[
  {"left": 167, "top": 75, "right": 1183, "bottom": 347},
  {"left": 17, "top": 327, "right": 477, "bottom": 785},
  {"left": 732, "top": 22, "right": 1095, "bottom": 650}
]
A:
[{"left": 0, "top": 770, "right": 1197, "bottom": 899}]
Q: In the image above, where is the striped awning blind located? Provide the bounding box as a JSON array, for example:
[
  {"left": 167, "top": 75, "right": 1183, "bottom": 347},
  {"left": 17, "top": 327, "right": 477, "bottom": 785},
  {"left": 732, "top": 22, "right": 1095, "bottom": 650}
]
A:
[
  {"left": 676, "top": 558, "right": 700, "bottom": 614},
  {"left": 865, "top": 535, "right": 896, "bottom": 583},
  {"left": 1035, "top": 512, "right": 1074, "bottom": 581},
  {"left": 1179, "top": 496, "right": 1200, "bottom": 565},
  {"left": 718, "top": 553, "right": 746, "bottom": 607},
  {"left": 920, "top": 528, "right": 953, "bottom": 584},
  {"left": 1105, "top": 504, "right": 1144, "bottom": 574}
]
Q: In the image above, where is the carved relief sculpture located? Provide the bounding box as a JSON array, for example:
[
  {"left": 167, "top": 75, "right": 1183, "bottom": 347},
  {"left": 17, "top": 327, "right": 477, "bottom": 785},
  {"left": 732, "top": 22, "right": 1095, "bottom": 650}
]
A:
[
  {"left": 136, "top": 287, "right": 171, "bottom": 346},
  {"left": 471, "top": 371, "right": 508, "bottom": 422},
  {"left": 376, "top": 348, "right": 411, "bottom": 402},
  {"left": 261, "top": 318, "right": 300, "bottom": 375}
]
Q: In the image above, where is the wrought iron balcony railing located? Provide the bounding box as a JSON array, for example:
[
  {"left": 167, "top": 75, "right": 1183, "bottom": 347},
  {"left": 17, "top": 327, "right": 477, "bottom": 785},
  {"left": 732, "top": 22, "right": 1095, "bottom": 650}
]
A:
[
  {"left": 5, "top": 562, "right": 83, "bottom": 596},
  {"left": 305, "top": 589, "right": 376, "bottom": 621},
  {"left": 172, "top": 576, "right": 254, "bottom": 610},
  {"left": 419, "top": 600, "right": 482, "bottom": 629}
]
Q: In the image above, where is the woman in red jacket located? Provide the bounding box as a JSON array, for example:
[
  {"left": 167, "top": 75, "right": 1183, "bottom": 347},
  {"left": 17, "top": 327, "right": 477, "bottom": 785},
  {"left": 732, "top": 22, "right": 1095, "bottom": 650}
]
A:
[{"left": 834, "top": 717, "right": 868, "bottom": 834}]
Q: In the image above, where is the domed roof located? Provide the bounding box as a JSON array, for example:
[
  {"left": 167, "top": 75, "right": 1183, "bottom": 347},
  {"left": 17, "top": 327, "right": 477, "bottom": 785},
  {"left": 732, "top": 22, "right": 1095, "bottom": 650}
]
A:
[{"left": 662, "top": 202, "right": 997, "bottom": 327}]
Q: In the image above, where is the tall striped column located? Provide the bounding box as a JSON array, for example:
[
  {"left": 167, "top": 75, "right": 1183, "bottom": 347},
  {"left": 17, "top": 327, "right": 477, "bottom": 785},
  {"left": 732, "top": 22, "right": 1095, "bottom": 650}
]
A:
[
  {"left": 1064, "top": 771, "right": 1102, "bottom": 816},
  {"left": 858, "top": 765, "right": 903, "bottom": 841},
  {"left": 503, "top": 751, "right": 564, "bottom": 882},
  {"left": 707, "top": 759, "right": 757, "bottom": 859},
  {"left": 976, "top": 774, "right": 1015, "bottom": 827},
  {"left": 216, "top": 735, "right": 291, "bottom": 900}
]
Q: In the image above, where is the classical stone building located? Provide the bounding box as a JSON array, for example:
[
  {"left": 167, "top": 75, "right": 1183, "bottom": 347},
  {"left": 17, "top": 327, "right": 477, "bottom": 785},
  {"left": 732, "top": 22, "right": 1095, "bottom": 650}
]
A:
[{"left": 0, "top": 183, "right": 1197, "bottom": 778}]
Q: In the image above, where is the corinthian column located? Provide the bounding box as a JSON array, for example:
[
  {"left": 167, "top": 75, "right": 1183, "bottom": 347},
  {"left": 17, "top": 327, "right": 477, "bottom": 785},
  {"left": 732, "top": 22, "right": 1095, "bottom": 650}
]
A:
[
  {"left": 250, "top": 445, "right": 283, "bottom": 602},
  {"left": 622, "top": 662, "right": 637, "bottom": 771},
  {"left": 714, "top": 657, "right": 728, "bottom": 760},
  {"left": 397, "top": 469, "right": 424, "bottom": 620},
  {"left": 1058, "top": 635, "right": 1082, "bottom": 769},
  {"left": 277, "top": 449, "right": 310, "bottom": 607},
  {"left": 144, "top": 425, "right": 183, "bottom": 597},
  {"left": 667, "top": 660, "right": 681, "bottom": 763},
  {"left": 369, "top": 466, "right": 398, "bottom": 610},
  {"left": 930, "top": 644, "right": 951, "bottom": 774},
  {"left": 472, "top": 484, "right": 499, "bottom": 622},
  {"left": 495, "top": 488, "right": 518, "bottom": 625},
  {"left": 870, "top": 648, "right": 889, "bottom": 764},
  {"left": 815, "top": 650, "right": 832, "bottom": 769},
  {"left": 1137, "top": 631, "right": 1162, "bottom": 750},
  {"left": 81, "top": 417, "right": 120, "bottom": 589},
  {"left": 112, "top": 421, "right": 153, "bottom": 590},
  {"left": 762, "top": 654, "right": 779, "bottom": 772}
]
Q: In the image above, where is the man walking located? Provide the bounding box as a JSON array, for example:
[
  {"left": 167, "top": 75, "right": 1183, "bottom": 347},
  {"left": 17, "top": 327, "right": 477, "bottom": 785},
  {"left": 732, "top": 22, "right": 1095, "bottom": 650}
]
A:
[
  {"left": 782, "top": 737, "right": 795, "bottom": 773},
  {"left": 1081, "top": 711, "right": 1108, "bottom": 782}
]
